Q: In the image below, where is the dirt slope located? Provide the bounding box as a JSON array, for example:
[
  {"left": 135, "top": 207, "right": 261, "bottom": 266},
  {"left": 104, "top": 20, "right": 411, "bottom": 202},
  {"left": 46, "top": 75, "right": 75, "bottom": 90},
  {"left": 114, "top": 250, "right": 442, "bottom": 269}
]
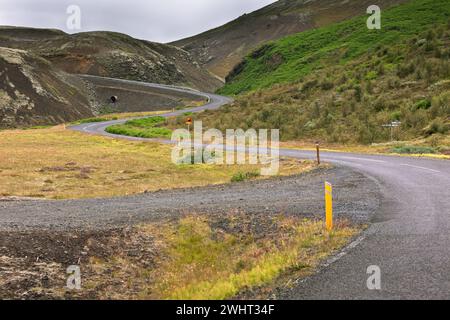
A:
[
  {"left": 0, "top": 47, "right": 93, "bottom": 128},
  {"left": 0, "top": 27, "right": 222, "bottom": 92}
]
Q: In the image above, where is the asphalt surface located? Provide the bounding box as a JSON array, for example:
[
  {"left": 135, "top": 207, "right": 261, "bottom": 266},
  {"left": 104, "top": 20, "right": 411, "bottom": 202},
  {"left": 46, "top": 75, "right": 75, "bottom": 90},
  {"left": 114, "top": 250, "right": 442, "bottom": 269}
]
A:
[
  {"left": 71, "top": 74, "right": 233, "bottom": 138},
  {"left": 278, "top": 150, "right": 450, "bottom": 300},
  {"left": 3, "top": 76, "right": 450, "bottom": 299}
]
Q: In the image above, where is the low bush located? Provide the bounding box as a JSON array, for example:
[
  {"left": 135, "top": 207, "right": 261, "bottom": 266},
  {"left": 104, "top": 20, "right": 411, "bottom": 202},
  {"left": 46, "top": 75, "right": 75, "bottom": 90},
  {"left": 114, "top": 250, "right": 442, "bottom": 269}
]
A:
[
  {"left": 125, "top": 116, "right": 166, "bottom": 127},
  {"left": 105, "top": 116, "right": 171, "bottom": 139},
  {"left": 77, "top": 117, "right": 110, "bottom": 124},
  {"left": 105, "top": 125, "right": 172, "bottom": 139},
  {"left": 391, "top": 145, "right": 436, "bottom": 154},
  {"left": 231, "top": 171, "right": 261, "bottom": 182}
]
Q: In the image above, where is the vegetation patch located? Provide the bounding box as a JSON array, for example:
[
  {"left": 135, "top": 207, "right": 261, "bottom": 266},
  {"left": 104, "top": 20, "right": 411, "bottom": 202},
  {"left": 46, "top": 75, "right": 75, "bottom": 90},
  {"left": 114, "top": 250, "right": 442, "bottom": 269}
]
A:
[
  {"left": 86, "top": 214, "right": 360, "bottom": 300},
  {"left": 219, "top": 0, "right": 450, "bottom": 95},
  {"left": 0, "top": 213, "right": 361, "bottom": 300},
  {"left": 105, "top": 116, "right": 172, "bottom": 139},
  {"left": 200, "top": 4, "right": 450, "bottom": 145},
  {"left": 391, "top": 145, "right": 436, "bottom": 154},
  {"left": 281, "top": 134, "right": 450, "bottom": 160},
  {"left": 231, "top": 171, "right": 261, "bottom": 182},
  {"left": 76, "top": 117, "right": 115, "bottom": 124},
  {"left": 0, "top": 126, "right": 312, "bottom": 199}
]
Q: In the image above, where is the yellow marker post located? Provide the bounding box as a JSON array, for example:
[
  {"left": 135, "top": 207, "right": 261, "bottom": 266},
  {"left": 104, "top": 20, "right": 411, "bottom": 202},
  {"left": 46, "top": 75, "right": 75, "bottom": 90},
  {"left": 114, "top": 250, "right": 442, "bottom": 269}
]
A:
[{"left": 325, "top": 182, "right": 333, "bottom": 231}]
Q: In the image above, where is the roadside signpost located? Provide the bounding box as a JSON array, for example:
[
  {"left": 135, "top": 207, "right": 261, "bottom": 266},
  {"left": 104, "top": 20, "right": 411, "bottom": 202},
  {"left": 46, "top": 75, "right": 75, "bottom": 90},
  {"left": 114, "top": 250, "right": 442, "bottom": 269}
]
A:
[
  {"left": 186, "top": 117, "right": 193, "bottom": 132},
  {"left": 382, "top": 121, "right": 402, "bottom": 141},
  {"left": 316, "top": 142, "right": 321, "bottom": 165},
  {"left": 325, "top": 182, "right": 333, "bottom": 231}
]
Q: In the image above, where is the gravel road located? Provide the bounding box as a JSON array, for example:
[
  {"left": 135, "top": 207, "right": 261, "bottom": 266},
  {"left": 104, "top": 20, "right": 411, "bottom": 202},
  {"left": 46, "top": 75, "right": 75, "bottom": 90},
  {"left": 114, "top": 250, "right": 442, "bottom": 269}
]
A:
[{"left": 0, "top": 166, "right": 379, "bottom": 231}]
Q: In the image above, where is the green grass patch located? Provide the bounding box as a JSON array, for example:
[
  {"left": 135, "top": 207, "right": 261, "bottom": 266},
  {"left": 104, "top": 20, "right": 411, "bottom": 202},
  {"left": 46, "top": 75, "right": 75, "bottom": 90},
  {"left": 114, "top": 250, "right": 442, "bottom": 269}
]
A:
[
  {"left": 77, "top": 117, "right": 111, "bottom": 124},
  {"left": 105, "top": 116, "right": 171, "bottom": 139},
  {"left": 124, "top": 116, "right": 166, "bottom": 128},
  {"left": 391, "top": 145, "right": 437, "bottom": 154},
  {"left": 106, "top": 125, "right": 172, "bottom": 139},
  {"left": 414, "top": 99, "right": 432, "bottom": 110},
  {"left": 231, "top": 171, "right": 261, "bottom": 182}
]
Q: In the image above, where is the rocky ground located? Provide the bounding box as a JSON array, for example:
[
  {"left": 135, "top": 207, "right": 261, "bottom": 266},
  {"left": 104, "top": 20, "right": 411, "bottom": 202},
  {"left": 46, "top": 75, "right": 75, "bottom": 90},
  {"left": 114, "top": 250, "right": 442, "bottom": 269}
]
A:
[{"left": 0, "top": 167, "right": 380, "bottom": 299}]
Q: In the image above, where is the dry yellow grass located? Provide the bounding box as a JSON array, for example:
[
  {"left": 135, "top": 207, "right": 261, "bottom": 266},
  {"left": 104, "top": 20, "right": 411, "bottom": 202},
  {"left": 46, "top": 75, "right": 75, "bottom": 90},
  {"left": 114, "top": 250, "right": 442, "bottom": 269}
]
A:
[
  {"left": 281, "top": 135, "right": 450, "bottom": 160},
  {"left": 153, "top": 217, "right": 358, "bottom": 300},
  {"left": 0, "top": 126, "right": 314, "bottom": 199},
  {"left": 84, "top": 214, "right": 360, "bottom": 300}
]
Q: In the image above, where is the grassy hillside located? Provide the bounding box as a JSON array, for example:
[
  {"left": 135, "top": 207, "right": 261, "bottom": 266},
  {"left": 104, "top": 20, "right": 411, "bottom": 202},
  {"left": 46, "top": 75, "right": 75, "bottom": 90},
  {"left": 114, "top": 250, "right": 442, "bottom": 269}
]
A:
[
  {"left": 173, "top": 0, "right": 407, "bottom": 79},
  {"left": 220, "top": 0, "right": 450, "bottom": 95},
  {"left": 196, "top": 0, "right": 449, "bottom": 146}
]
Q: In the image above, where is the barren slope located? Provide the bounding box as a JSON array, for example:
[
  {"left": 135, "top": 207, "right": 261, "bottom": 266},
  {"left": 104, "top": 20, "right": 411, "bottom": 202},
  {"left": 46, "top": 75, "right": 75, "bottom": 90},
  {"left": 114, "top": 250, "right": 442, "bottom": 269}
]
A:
[
  {"left": 0, "top": 27, "right": 222, "bottom": 92},
  {"left": 0, "top": 47, "right": 93, "bottom": 128}
]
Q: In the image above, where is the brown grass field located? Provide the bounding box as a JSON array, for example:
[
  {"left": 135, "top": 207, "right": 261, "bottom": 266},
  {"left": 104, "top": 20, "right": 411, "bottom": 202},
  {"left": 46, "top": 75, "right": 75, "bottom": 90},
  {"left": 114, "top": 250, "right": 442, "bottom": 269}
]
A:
[{"left": 0, "top": 125, "right": 315, "bottom": 199}]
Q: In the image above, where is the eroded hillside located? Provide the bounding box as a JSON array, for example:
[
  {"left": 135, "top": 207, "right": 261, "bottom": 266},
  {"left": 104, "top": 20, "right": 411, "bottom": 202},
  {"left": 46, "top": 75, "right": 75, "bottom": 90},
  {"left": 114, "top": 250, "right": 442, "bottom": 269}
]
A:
[
  {"left": 0, "top": 28, "right": 222, "bottom": 92},
  {"left": 0, "top": 47, "right": 93, "bottom": 128}
]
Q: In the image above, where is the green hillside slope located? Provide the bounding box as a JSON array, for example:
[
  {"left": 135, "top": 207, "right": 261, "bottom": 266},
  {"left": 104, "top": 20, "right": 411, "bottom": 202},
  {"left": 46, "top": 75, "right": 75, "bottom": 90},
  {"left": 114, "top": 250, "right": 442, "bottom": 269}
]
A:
[
  {"left": 173, "top": 0, "right": 407, "bottom": 79},
  {"left": 220, "top": 0, "right": 450, "bottom": 95},
  {"left": 195, "top": 0, "right": 449, "bottom": 146}
]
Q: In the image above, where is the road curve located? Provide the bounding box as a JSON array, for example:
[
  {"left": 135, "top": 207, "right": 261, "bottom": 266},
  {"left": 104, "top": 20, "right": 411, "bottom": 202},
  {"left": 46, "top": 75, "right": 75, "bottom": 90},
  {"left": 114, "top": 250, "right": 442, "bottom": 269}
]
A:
[
  {"left": 8, "top": 77, "right": 450, "bottom": 299},
  {"left": 70, "top": 75, "right": 233, "bottom": 138}
]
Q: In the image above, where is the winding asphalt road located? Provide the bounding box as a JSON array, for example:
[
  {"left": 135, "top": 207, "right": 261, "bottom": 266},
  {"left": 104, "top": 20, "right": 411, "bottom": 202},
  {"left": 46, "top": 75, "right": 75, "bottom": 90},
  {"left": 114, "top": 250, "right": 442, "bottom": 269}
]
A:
[
  {"left": 71, "top": 75, "right": 233, "bottom": 137},
  {"left": 4, "top": 76, "right": 450, "bottom": 299}
]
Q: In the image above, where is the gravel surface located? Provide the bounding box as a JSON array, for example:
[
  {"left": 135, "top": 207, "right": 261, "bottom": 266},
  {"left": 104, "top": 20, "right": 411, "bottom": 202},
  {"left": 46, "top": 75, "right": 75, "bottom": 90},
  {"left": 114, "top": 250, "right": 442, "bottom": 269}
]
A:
[{"left": 0, "top": 166, "right": 380, "bottom": 232}]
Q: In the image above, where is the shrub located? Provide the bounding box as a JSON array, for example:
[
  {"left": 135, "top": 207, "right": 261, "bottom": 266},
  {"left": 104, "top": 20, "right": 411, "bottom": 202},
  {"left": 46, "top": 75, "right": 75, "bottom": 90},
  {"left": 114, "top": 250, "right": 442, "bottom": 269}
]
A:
[
  {"left": 320, "top": 80, "right": 334, "bottom": 90},
  {"left": 391, "top": 111, "right": 402, "bottom": 121},
  {"left": 397, "top": 62, "right": 415, "bottom": 78},
  {"left": 77, "top": 117, "right": 109, "bottom": 124},
  {"left": 413, "top": 99, "right": 432, "bottom": 110},
  {"left": 423, "top": 118, "right": 449, "bottom": 135},
  {"left": 391, "top": 146, "right": 436, "bottom": 154},
  {"left": 365, "top": 71, "right": 378, "bottom": 81},
  {"left": 301, "top": 80, "right": 318, "bottom": 92},
  {"left": 231, "top": 171, "right": 261, "bottom": 183},
  {"left": 125, "top": 116, "right": 166, "bottom": 128}
]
